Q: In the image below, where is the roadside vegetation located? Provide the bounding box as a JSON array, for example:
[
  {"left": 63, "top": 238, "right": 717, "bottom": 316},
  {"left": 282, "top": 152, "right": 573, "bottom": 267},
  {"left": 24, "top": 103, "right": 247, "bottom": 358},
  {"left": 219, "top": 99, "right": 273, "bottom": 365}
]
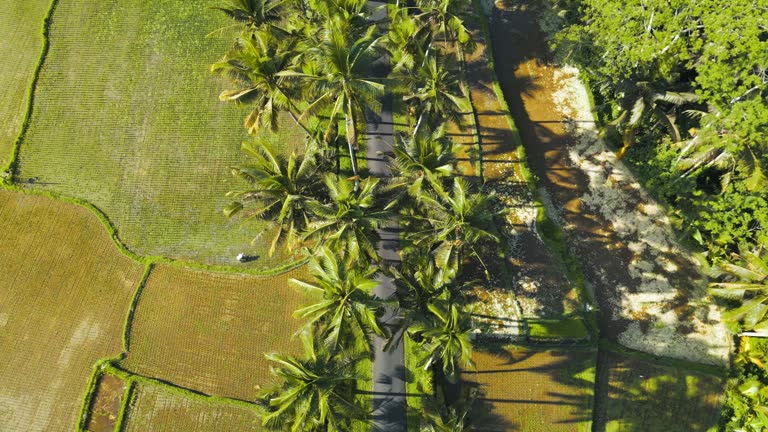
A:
[
  {"left": 210, "top": 0, "right": 513, "bottom": 429},
  {"left": 535, "top": 0, "right": 767, "bottom": 425},
  {"left": 541, "top": 0, "right": 767, "bottom": 278}
]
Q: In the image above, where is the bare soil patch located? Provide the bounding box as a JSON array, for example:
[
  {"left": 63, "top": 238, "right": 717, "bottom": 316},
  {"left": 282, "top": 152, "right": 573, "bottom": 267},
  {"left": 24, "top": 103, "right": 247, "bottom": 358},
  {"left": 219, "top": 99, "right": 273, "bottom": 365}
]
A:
[{"left": 86, "top": 374, "right": 126, "bottom": 432}]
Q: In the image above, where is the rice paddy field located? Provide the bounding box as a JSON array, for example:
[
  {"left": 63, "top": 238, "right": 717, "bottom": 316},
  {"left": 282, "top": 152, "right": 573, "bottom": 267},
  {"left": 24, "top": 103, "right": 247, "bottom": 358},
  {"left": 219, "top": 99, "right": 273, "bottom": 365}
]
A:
[
  {"left": 0, "top": 190, "right": 144, "bottom": 431},
  {"left": 122, "top": 381, "right": 260, "bottom": 432},
  {"left": 14, "top": 0, "right": 304, "bottom": 269},
  {"left": 119, "top": 264, "right": 311, "bottom": 401},
  {"left": 464, "top": 346, "right": 596, "bottom": 431},
  {"left": 0, "top": 0, "right": 52, "bottom": 170},
  {"left": 597, "top": 352, "right": 725, "bottom": 432}
]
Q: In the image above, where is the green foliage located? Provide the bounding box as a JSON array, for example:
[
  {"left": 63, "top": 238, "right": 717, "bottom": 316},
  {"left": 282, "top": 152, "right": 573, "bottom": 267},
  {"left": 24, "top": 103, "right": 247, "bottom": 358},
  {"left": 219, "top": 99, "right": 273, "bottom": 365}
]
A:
[
  {"left": 303, "top": 175, "right": 391, "bottom": 263},
  {"left": 260, "top": 333, "right": 368, "bottom": 431},
  {"left": 406, "top": 177, "right": 500, "bottom": 280},
  {"left": 402, "top": 51, "right": 466, "bottom": 135},
  {"left": 113, "top": 378, "right": 135, "bottom": 432},
  {"left": 528, "top": 318, "right": 588, "bottom": 341},
  {"left": 721, "top": 338, "right": 768, "bottom": 432},
  {"left": 708, "top": 246, "right": 768, "bottom": 332},
  {"left": 387, "top": 125, "right": 458, "bottom": 201},
  {"left": 410, "top": 300, "right": 476, "bottom": 384},
  {"left": 225, "top": 139, "right": 326, "bottom": 256},
  {"left": 290, "top": 246, "right": 384, "bottom": 352},
  {"left": 548, "top": 0, "right": 768, "bottom": 261},
  {"left": 123, "top": 263, "right": 155, "bottom": 352}
]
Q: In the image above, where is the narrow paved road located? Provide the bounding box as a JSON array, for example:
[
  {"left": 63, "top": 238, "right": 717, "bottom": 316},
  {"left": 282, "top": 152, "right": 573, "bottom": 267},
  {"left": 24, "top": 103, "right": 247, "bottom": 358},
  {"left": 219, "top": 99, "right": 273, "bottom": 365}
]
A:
[{"left": 365, "top": 2, "right": 407, "bottom": 431}]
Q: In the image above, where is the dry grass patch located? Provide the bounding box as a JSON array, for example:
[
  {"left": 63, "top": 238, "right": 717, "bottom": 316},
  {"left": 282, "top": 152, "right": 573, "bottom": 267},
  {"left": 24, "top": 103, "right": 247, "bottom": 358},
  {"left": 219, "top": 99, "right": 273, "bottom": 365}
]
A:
[
  {"left": 122, "top": 381, "right": 260, "bottom": 432},
  {"left": 0, "top": 190, "right": 144, "bottom": 431},
  {"left": 464, "top": 346, "right": 595, "bottom": 431},
  {"left": 120, "top": 264, "right": 310, "bottom": 401}
]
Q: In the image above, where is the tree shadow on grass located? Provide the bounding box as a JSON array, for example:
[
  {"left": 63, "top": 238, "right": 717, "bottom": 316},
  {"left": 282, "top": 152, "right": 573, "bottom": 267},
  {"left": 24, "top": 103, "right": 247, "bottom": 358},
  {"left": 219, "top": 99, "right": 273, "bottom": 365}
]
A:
[
  {"left": 459, "top": 345, "right": 596, "bottom": 431},
  {"left": 591, "top": 349, "right": 726, "bottom": 432}
]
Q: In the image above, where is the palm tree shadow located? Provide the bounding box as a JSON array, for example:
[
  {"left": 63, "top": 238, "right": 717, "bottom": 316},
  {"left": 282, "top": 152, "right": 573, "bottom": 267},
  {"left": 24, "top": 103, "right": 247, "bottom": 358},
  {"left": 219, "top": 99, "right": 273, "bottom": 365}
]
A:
[{"left": 458, "top": 345, "right": 596, "bottom": 430}]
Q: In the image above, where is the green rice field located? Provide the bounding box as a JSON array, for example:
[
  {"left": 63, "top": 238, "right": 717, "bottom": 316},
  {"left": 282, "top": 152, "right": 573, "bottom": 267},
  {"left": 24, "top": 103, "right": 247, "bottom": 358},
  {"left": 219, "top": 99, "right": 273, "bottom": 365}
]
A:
[
  {"left": 122, "top": 381, "right": 260, "bottom": 431},
  {"left": 15, "top": 0, "right": 303, "bottom": 269},
  {"left": 0, "top": 0, "right": 52, "bottom": 169},
  {"left": 464, "top": 346, "right": 596, "bottom": 431},
  {"left": 598, "top": 352, "right": 725, "bottom": 432},
  {"left": 119, "top": 264, "right": 311, "bottom": 401}
]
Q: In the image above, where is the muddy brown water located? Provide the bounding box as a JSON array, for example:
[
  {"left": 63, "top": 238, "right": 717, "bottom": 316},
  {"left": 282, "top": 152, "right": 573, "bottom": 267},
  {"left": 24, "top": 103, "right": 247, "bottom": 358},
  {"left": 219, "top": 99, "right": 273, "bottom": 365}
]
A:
[{"left": 86, "top": 374, "right": 126, "bottom": 432}]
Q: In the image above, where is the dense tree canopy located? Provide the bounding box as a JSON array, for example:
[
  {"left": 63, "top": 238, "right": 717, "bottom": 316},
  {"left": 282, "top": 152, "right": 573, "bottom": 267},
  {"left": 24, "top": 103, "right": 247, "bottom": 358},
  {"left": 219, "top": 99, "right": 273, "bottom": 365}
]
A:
[{"left": 548, "top": 0, "right": 768, "bottom": 260}]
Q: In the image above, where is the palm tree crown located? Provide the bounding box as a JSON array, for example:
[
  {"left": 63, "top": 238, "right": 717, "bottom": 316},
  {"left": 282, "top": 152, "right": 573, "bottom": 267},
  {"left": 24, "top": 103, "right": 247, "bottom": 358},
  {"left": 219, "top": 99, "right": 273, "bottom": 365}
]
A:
[
  {"left": 224, "top": 140, "right": 323, "bottom": 256},
  {"left": 260, "top": 333, "right": 367, "bottom": 431},
  {"left": 411, "top": 299, "right": 475, "bottom": 384},
  {"left": 286, "top": 16, "right": 384, "bottom": 190},
  {"left": 304, "top": 174, "right": 390, "bottom": 263},
  {"left": 709, "top": 246, "right": 768, "bottom": 332},
  {"left": 388, "top": 126, "right": 457, "bottom": 200},
  {"left": 408, "top": 177, "right": 499, "bottom": 279},
  {"left": 290, "top": 246, "right": 384, "bottom": 351}
]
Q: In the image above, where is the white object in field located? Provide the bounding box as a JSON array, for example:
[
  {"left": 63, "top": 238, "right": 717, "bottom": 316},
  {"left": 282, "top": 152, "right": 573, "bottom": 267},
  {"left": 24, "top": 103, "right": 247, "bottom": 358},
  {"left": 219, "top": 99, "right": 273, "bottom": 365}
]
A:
[
  {"left": 236, "top": 253, "right": 246, "bottom": 262},
  {"left": 739, "top": 332, "right": 768, "bottom": 338}
]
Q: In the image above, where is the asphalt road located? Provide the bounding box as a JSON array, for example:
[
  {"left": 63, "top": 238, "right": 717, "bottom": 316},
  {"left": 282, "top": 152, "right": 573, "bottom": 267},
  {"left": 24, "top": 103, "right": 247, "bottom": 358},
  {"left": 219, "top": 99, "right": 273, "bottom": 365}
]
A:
[{"left": 365, "top": 2, "right": 407, "bottom": 431}]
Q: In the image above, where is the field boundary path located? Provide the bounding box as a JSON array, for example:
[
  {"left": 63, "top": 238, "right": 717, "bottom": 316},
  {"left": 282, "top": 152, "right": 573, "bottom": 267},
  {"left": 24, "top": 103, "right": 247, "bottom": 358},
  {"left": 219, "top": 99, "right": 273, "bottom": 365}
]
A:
[{"left": 365, "top": 2, "right": 407, "bottom": 431}]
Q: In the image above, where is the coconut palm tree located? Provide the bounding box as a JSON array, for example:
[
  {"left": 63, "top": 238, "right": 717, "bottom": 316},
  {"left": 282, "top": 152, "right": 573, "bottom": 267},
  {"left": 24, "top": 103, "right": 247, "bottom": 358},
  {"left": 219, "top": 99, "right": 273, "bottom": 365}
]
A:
[
  {"left": 608, "top": 82, "right": 699, "bottom": 159},
  {"left": 260, "top": 332, "right": 367, "bottom": 431},
  {"left": 283, "top": 16, "right": 384, "bottom": 191},
  {"left": 410, "top": 299, "right": 475, "bottom": 384},
  {"left": 421, "top": 387, "right": 479, "bottom": 431},
  {"left": 403, "top": 52, "right": 465, "bottom": 137},
  {"left": 387, "top": 9, "right": 431, "bottom": 73},
  {"left": 212, "top": 31, "right": 315, "bottom": 137},
  {"left": 223, "top": 140, "right": 324, "bottom": 256},
  {"left": 211, "top": 0, "right": 287, "bottom": 34},
  {"left": 392, "top": 250, "right": 454, "bottom": 313},
  {"left": 676, "top": 129, "right": 767, "bottom": 193},
  {"left": 303, "top": 174, "right": 390, "bottom": 264},
  {"left": 408, "top": 177, "right": 499, "bottom": 280},
  {"left": 387, "top": 125, "right": 457, "bottom": 201},
  {"left": 414, "top": 0, "right": 473, "bottom": 53},
  {"left": 290, "top": 246, "right": 385, "bottom": 352},
  {"left": 708, "top": 246, "right": 768, "bottom": 332}
]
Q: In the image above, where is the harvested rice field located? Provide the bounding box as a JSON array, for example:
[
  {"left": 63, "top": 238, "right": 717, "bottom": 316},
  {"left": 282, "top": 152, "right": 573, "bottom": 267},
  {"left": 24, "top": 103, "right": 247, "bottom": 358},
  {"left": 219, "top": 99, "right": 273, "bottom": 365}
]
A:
[
  {"left": 0, "top": 0, "right": 52, "bottom": 169},
  {"left": 595, "top": 351, "right": 725, "bottom": 432},
  {"left": 120, "top": 264, "right": 311, "bottom": 401},
  {"left": 0, "top": 190, "right": 144, "bottom": 431},
  {"left": 15, "top": 0, "right": 303, "bottom": 269},
  {"left": 122, "top": 381, "right": 260, "bottom": 432},
  {"left": 464, "top": 346, "right": 596, "bottom": 431}
]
